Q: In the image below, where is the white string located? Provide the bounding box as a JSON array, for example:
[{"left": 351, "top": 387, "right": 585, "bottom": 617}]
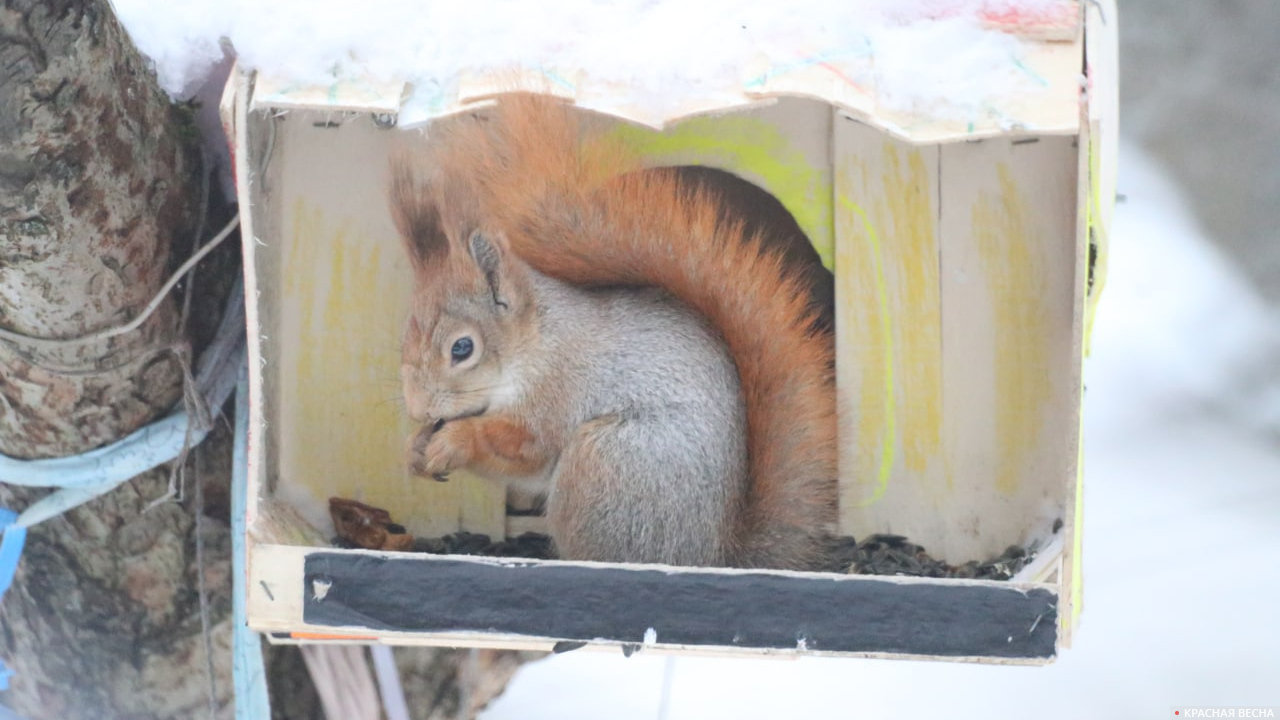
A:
[
  {"left": 370, "top": 646, "right": 411, "bottom": 720},
  {"left": 0, "top": 214, "right": 239, "bottom": 349},
  {"left": 0, "top": 277, "right": 246, "bottom": 528},
  {"left": 656, "top": 656, "right": 676, "bottom": 720},
  {"left": 150, "top": 155, "right": 214, "bottom": 511}
]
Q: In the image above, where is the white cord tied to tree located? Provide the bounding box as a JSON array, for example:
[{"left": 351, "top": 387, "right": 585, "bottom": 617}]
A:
[
  {"left": 0, "top": 214, "right": 246, "bottom": 710},
  {"left": 0, "top": 215, "right": 239, "bottom": 350},
  {"left": 0, "top": 216, "right": 244, "bottom": 528}
]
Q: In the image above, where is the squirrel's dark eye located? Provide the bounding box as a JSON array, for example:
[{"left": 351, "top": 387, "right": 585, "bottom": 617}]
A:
[{"left": 450, "top": 337, "right": 474, "bottom": 364}]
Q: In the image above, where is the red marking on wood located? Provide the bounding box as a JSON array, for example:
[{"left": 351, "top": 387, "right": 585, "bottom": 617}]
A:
[{"left": 291, "top": 631, "right": 379, "bottom": 641}]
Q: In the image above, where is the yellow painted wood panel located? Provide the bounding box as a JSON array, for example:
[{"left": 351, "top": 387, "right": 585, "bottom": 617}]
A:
[
  {"left": 270, "top": 117, "right": 507, "bottom": 540},
  {"left": 1065, "top": 0, "right": 1116, "bottom": 638},
  {"left": 834, "top": 115, "right": 947, "bottom": 542},
  {"left": 836, "top": 121, "right": 1079, "bottom": 563},
  {"left": 937, "top": 136, "right": 1079, "bottom": 562}
]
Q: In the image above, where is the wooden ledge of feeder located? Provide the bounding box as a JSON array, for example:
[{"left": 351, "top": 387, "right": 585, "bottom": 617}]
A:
[
  {"left": 246, "top": 5, "right": 1084, "bottom": 144},
  {"left": 247, "top": 543, "right": 1062, "bottom": 664}
]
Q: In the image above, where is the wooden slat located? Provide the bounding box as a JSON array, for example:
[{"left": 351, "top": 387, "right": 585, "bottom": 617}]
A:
[
  {"left": 247, "top": 543, "right": 1059, "bottom": 662},
  {"left": 303, "top": 549, "right": 1058, "bottom": 660},
  {"left": 235, "top": 70, "right": 267, "bottom": 529},
  {"left": 1062, "top": 0, "right": 1118, "bottom": 645},
  {"left": 936, "top": 135, "right": 1079, "bottom": 563},
  {"left": 1083, "top": 0, "right": 1120, "bottom": 353},
  {"left": 833, "top": 114, "right": 947, "bottom": 541},
  {"left": 837, "top": 127, "right": 1081, "bottom": 564},
  {"left": 265, "top": 111, "right": 507, "bottom": 541},
  {"left": 1059, "top": 120, "right": 1088, "bottom": 649}
]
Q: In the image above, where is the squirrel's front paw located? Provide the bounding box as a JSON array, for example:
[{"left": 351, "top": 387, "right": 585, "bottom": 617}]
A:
[{"left": 406, "top": 421, "right": 474, "bottom": 481}]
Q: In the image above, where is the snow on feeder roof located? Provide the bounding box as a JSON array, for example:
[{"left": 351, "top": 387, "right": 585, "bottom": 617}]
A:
[{"left": 195, "top": 0, "right": 1091, "bottom": 141}]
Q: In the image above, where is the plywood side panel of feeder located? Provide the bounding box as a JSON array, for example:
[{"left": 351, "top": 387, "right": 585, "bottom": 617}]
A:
[
  {"left": 936, "top": 135, "right": 1079, "bottom": 562},
  {"left": 266, "top": 114, "right": 506, "bottom": 540},
  {"left": 836, "top": 131, "right": 1079, "bottom": 563},
  {"left": 833, "top": 116, "right": 947, "bottom": 541},
  {"left": 1061, "top": 0, "right": 1120, "bottom": 645},
  {"left": 1058, "top": 117, "right": 1090, "bottom": 650},
  {"left": 1082, "top": 0, "right": 1120, "bottom": 352},
  {"left": 235, "top": 72, "right": 268, "bottom": 529}
]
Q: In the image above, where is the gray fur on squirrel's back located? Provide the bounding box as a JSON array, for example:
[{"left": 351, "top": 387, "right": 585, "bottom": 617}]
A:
[{"left": 526, "top": 271, "right": 748, "bottom": 566}]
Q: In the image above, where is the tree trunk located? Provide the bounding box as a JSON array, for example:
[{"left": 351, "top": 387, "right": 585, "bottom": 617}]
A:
[
  {"left": 0, "top": 0, "right": 233, "bottom": 716},
  {"left": 0, "top": 2, "right": 530, "bottom": 718},
  {"left": 0, "top": 0, "right": 195, "bottom": 456}
]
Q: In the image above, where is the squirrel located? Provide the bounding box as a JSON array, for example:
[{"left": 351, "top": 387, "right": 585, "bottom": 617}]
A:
[{"left": 389, "top": 94, "right": 838, "bottom": 570}]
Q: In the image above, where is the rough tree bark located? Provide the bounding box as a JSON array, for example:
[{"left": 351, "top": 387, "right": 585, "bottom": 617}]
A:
[
  {"left": 0, "top": 2, "right": 530, "bottom": 718},
  {"left": 0, "top": 0, "right": 235, "bottom": 716}
]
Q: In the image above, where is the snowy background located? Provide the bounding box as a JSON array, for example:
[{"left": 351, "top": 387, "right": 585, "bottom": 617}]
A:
[{"left": 104, "top": 1, "right": 1280, "bottom": 716}]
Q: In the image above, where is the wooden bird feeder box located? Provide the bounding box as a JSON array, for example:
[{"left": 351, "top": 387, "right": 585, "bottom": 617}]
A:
[{"left": 226, "top": 0, "right": 1117, "bottom": 664}]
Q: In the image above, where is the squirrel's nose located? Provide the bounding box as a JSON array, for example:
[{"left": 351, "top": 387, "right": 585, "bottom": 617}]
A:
[
  {"left": 409, "top": 414, "right": 445, "bottom": 432},
  {"left": 405, "top": 397, "right": 439, "bottom": 423}
]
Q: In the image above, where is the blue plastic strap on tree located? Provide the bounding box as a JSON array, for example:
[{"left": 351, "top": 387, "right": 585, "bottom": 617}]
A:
[
  {"left": 0, "top": 508, "right": 28, "bottom": 693},
  {"left": 0, "top": 413, "right": 202, "bottom": 528},
  {"left": 0, "top": 279, "right": 245, "bottom": 701},
  {"left": 0, "top": 277, "right": 245, "bottom": 529},
  {"left": 230, "top": 366, "right": 271, "bottom": 718}
]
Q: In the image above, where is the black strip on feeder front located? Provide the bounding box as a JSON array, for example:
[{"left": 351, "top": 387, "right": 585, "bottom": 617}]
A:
[{"left": 302, "top": 553, "right": 1059, "bottom": 659}]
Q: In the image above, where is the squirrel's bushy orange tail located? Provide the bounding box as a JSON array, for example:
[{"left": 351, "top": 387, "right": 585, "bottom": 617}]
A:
[{"left": 424, "top": 94, "right": 838, "bottom": 569}]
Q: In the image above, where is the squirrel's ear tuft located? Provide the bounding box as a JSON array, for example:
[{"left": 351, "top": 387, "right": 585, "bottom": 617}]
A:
[
  {"left": 468, "top": 230, "right": 519, "bottom": 311},
  {"left": 389, "top": 155, "right": 449, "bottom": 273}
]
